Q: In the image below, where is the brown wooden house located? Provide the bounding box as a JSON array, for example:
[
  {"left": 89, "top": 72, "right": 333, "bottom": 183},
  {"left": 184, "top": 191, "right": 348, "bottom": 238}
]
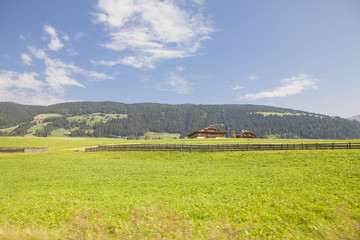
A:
[
  {"left": 188, "top": 126, "right": 227, "bottom": 139},
  {"left": 236, "top": 130, "right": 257, "bottom": 138}
]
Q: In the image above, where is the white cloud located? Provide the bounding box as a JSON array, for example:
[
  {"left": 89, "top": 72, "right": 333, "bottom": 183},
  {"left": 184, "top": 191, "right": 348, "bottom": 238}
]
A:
[
  {"left": 63, "top": 35, "right": 70, "bottom": 41},
  {"left": 248, "top": 74, "right": 258, "bottom": 81},
  {"left": 93, "top": 0, "right": 214, "bottom": 68},
  {"left": 0, "top": 69, "right": 81, "bottom": 105},
  {"left": 21, "top": 53, "right": 32, "bottom": 65},
  {"left": 176, "top": 66, "right": 185, "bottom": 72},
  {"left": 0, "top": 70, "right": 63, "bottom": 105},
  {"left": 44, "top": 24, "right": 64, "bottom": 51},
  {"left": 232, "top": 85, "right": 243, "bottom": 91},
  {"left": 75, "top": 32, "right": 85, "bottom": 41},
  {"left": 19, "top": 34, "right": 26, "bottom": 41},
  {"left": 28, "top": 46, "right": 47, "bottom": 59},
  {"left": 0, "top": 69, "right": 83, "bottom": 105},
  {"left": 2, "top": 25, "right": 113, "bottom": 105},
  {"left": 160, "top": 72, "right": 192, "bottom": 94},
  {"left": 242, "top": 74, "right": 318, "bottom": 100},
  {"left": 28, "top": 45, "right": 113, "bottom": 94},
  {"left": 44, "top": 58, "right": 86, "bottom": 94},
  {"left": 0, "top": 70, "right": 42, "bottom": 90}
]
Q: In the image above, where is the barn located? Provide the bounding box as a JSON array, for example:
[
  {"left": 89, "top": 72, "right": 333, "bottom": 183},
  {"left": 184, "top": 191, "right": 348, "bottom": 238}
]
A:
[
  {"left": 188, "top": 126, "right": 226, "bottom": 139},
  {"left": 236, "top": 130, "right": 257, "bottom": 138}
]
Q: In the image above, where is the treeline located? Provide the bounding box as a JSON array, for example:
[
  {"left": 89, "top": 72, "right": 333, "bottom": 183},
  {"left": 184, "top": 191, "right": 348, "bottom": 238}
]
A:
[
  {"left": 0, "top": 102, "right": 41, "bottom": 129},
  {"left": 1, "top": 101, "right": 360, "bottom": 139}
]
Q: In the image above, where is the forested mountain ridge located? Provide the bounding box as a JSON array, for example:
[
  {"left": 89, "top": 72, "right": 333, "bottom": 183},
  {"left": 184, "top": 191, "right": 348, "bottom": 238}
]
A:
[{"left": 1, "top": 101, "right": 360, "bottom": 139}]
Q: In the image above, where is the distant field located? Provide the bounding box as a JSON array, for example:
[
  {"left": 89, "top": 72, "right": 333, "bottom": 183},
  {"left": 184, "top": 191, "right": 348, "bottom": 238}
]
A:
[
  {"left": 3, "top": 112, "right": 129, "bottom": 138},
  {"left": 33, "top": 113, "right": 63, "bottom": 121},
  {"left": 0, "top": 125, "right": 18, "bottom": 133},
  {"left": 27, "top": 122, "right": 49, "bottom": 133},
  {"left": 0, "top": 137, "right": 360, "bottom": 239},
  {"left": 147, "top": 131, "right": 180, "bottom": 139},
  {"left": 68, "top": 112, "right": 127, "bottom": 126},
  {"left": 49, "top": 129, "right": 71, "bottom": 138},
  {"left": 255, "top": 112, "right": 323, "bottom": 119},
  {"left": 255, "top": 111, "right": 300, "bottom": 116}
]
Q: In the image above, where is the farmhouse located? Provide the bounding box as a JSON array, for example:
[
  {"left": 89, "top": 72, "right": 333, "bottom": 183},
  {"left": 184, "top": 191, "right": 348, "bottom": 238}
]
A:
[
  {"left": 188, "top": 126, "right": 226, "bottom": 139},
  {"left": 236, "top": 130, "right": 257, "bottom": 138}
]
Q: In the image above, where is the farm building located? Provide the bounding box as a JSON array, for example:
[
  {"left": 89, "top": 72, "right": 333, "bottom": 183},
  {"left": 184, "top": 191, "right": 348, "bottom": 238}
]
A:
[
  {"left": 188, "top": 126, "right": 226, "bottom": 139},
  {"left": 236, "top": 130, "right": 257, "bottom": 138}
]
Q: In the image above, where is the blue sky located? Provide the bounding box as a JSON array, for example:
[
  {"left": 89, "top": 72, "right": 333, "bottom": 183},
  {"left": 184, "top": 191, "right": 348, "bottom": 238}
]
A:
[{"left": 0, "top": 0, "right": 359, "bottom": 117}]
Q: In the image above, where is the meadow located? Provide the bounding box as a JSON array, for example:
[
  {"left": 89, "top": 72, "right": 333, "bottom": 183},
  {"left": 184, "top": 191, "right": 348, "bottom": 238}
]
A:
[{"left": 0, "top": 137, "right": 360, "bottom": 239}]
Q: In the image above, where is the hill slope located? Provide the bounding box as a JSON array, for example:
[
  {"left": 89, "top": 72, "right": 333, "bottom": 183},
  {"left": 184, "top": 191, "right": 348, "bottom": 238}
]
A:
[
  {"left": 349, "top": 115, "right": 360, "bottom": 122},
  {"left": 1, "top": 101, "right": 360, "bottom": 139}
]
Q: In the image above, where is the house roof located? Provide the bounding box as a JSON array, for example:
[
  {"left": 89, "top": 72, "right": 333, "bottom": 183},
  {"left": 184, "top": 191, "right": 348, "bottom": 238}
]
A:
[
  {"left": 236, "top": 130, "right": 257, "bottom": 137},
  {"left": 239, "top": 130, "right": 255, "bottom": 134},
  {"left": 188, "top": 125, "right": 226, "bottom": 137}
]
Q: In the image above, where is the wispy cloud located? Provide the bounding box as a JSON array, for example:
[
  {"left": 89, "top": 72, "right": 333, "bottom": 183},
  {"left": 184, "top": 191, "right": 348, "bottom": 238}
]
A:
[
  {"left": 21, "top": 53, "right": 32, "bottom": 65},
  {"left": 0, "top": 25, "right": 113, "bottom": 105},
  {"left": 93, "top": 0, "right": 214, "bottom": 68},
  {"left": 232, "top": 85, "right": 243, "bottom": 91},
  {"left": 44, "top": 24, "right": 64, "bottom": 51},
  {"left": 248, "top": 74, "right": 258, "bottom": 81},
  {"left": 157, "top": 72, "right": 193, "bottom": 94},
  {"left": 19, "top": 34, "right": 26, "bottom": 41},
  {"left": 29, "top": 46, "right": 113, "bottom": 94},
  {"left": 242, "top": 74, "right": 318, "bottom": 100},
  {"left": 176, "top": 66, "right": 185, "bottom": 72},
  {"left": 75, "top": 32, "right": 85, "bottom": 41}
]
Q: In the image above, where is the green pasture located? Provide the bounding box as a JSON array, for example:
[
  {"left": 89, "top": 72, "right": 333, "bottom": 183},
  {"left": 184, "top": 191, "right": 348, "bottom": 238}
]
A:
[
  {"left": 255, "top": 112, "right": 301, "bottom": 117},
  {"left": 0, "top": 137, "right": 360, "bottom": 239},
  {"left": 33, "top": 114, "right": 63, "bottom": 121},
  {"left": 27, "top": 123, "right": 50, "bottom": 134},
  {"left": 67, "top": 112, "right": 127, "bottom": 126},
  {"left": 0, "top": 126, "right": 18, "bottom": 133},
  {"left": 147, "top": 132, "right": 180, "bottom": 139}
]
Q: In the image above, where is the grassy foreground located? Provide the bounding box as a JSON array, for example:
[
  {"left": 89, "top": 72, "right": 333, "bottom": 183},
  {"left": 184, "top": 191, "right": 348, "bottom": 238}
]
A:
[{"left": 0, "top": 137, "right": 360, "bottom": 239}]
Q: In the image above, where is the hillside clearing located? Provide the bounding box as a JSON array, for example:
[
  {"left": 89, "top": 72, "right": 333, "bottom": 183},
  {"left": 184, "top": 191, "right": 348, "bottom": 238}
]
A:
[
  {"left": 33, "top": 113, "right": 63, "bottom": 121},
  {"left": 67, "top": 112, "right": 127, "bottom": 126},
  {"left": 0, "top": 125, "right": 18, "bottom": 132}
]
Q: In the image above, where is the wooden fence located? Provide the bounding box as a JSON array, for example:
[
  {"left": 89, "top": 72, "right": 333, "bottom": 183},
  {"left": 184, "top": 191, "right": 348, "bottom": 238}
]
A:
[
  {"left": 0, "top": 147, "right": 49, "bottom": 153},
  {"left": 85, "top": 142, "right": 360, "bottom": 153}
]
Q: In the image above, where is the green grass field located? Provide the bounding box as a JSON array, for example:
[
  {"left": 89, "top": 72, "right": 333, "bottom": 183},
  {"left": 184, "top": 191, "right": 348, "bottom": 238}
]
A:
[
  {"left": 0, "top": 137, "right": 360, "bottom": 239},
  {"left": 67, "top": 113, "right": 127, "bottom": 126},
  {"left": 147, "top": 132, "right": 180, "bottom": 139}
]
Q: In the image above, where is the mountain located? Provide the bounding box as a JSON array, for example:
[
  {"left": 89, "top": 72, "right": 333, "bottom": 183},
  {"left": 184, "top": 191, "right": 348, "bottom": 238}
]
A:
[
  {"left": 0, "top": 102, "right": 43, "bottom": 128},
  {"left": 348, "top": 115, "right": 360, "bottom": 123},
  {"left": 1, "top": 101, "right": 360, "bottom": 139}
]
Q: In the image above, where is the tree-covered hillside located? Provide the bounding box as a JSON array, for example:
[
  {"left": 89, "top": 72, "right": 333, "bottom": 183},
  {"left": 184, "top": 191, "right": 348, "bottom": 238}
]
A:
[{"left": 1, "top": 101, "right": 360, "bottom": 139}]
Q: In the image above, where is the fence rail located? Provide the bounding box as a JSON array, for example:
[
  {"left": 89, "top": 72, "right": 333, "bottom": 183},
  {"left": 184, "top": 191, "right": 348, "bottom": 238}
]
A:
[
  {"left": 0, "top": 147, "right": 49, "bottom": 153},
  {"left": 85, "top": 142, "right": 360, "bottom": 153}
]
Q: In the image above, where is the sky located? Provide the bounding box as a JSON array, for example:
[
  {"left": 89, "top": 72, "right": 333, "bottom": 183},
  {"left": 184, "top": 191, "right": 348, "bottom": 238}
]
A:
[{"left": 0, "top": 0, "right": 359, "bottom": 118}]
